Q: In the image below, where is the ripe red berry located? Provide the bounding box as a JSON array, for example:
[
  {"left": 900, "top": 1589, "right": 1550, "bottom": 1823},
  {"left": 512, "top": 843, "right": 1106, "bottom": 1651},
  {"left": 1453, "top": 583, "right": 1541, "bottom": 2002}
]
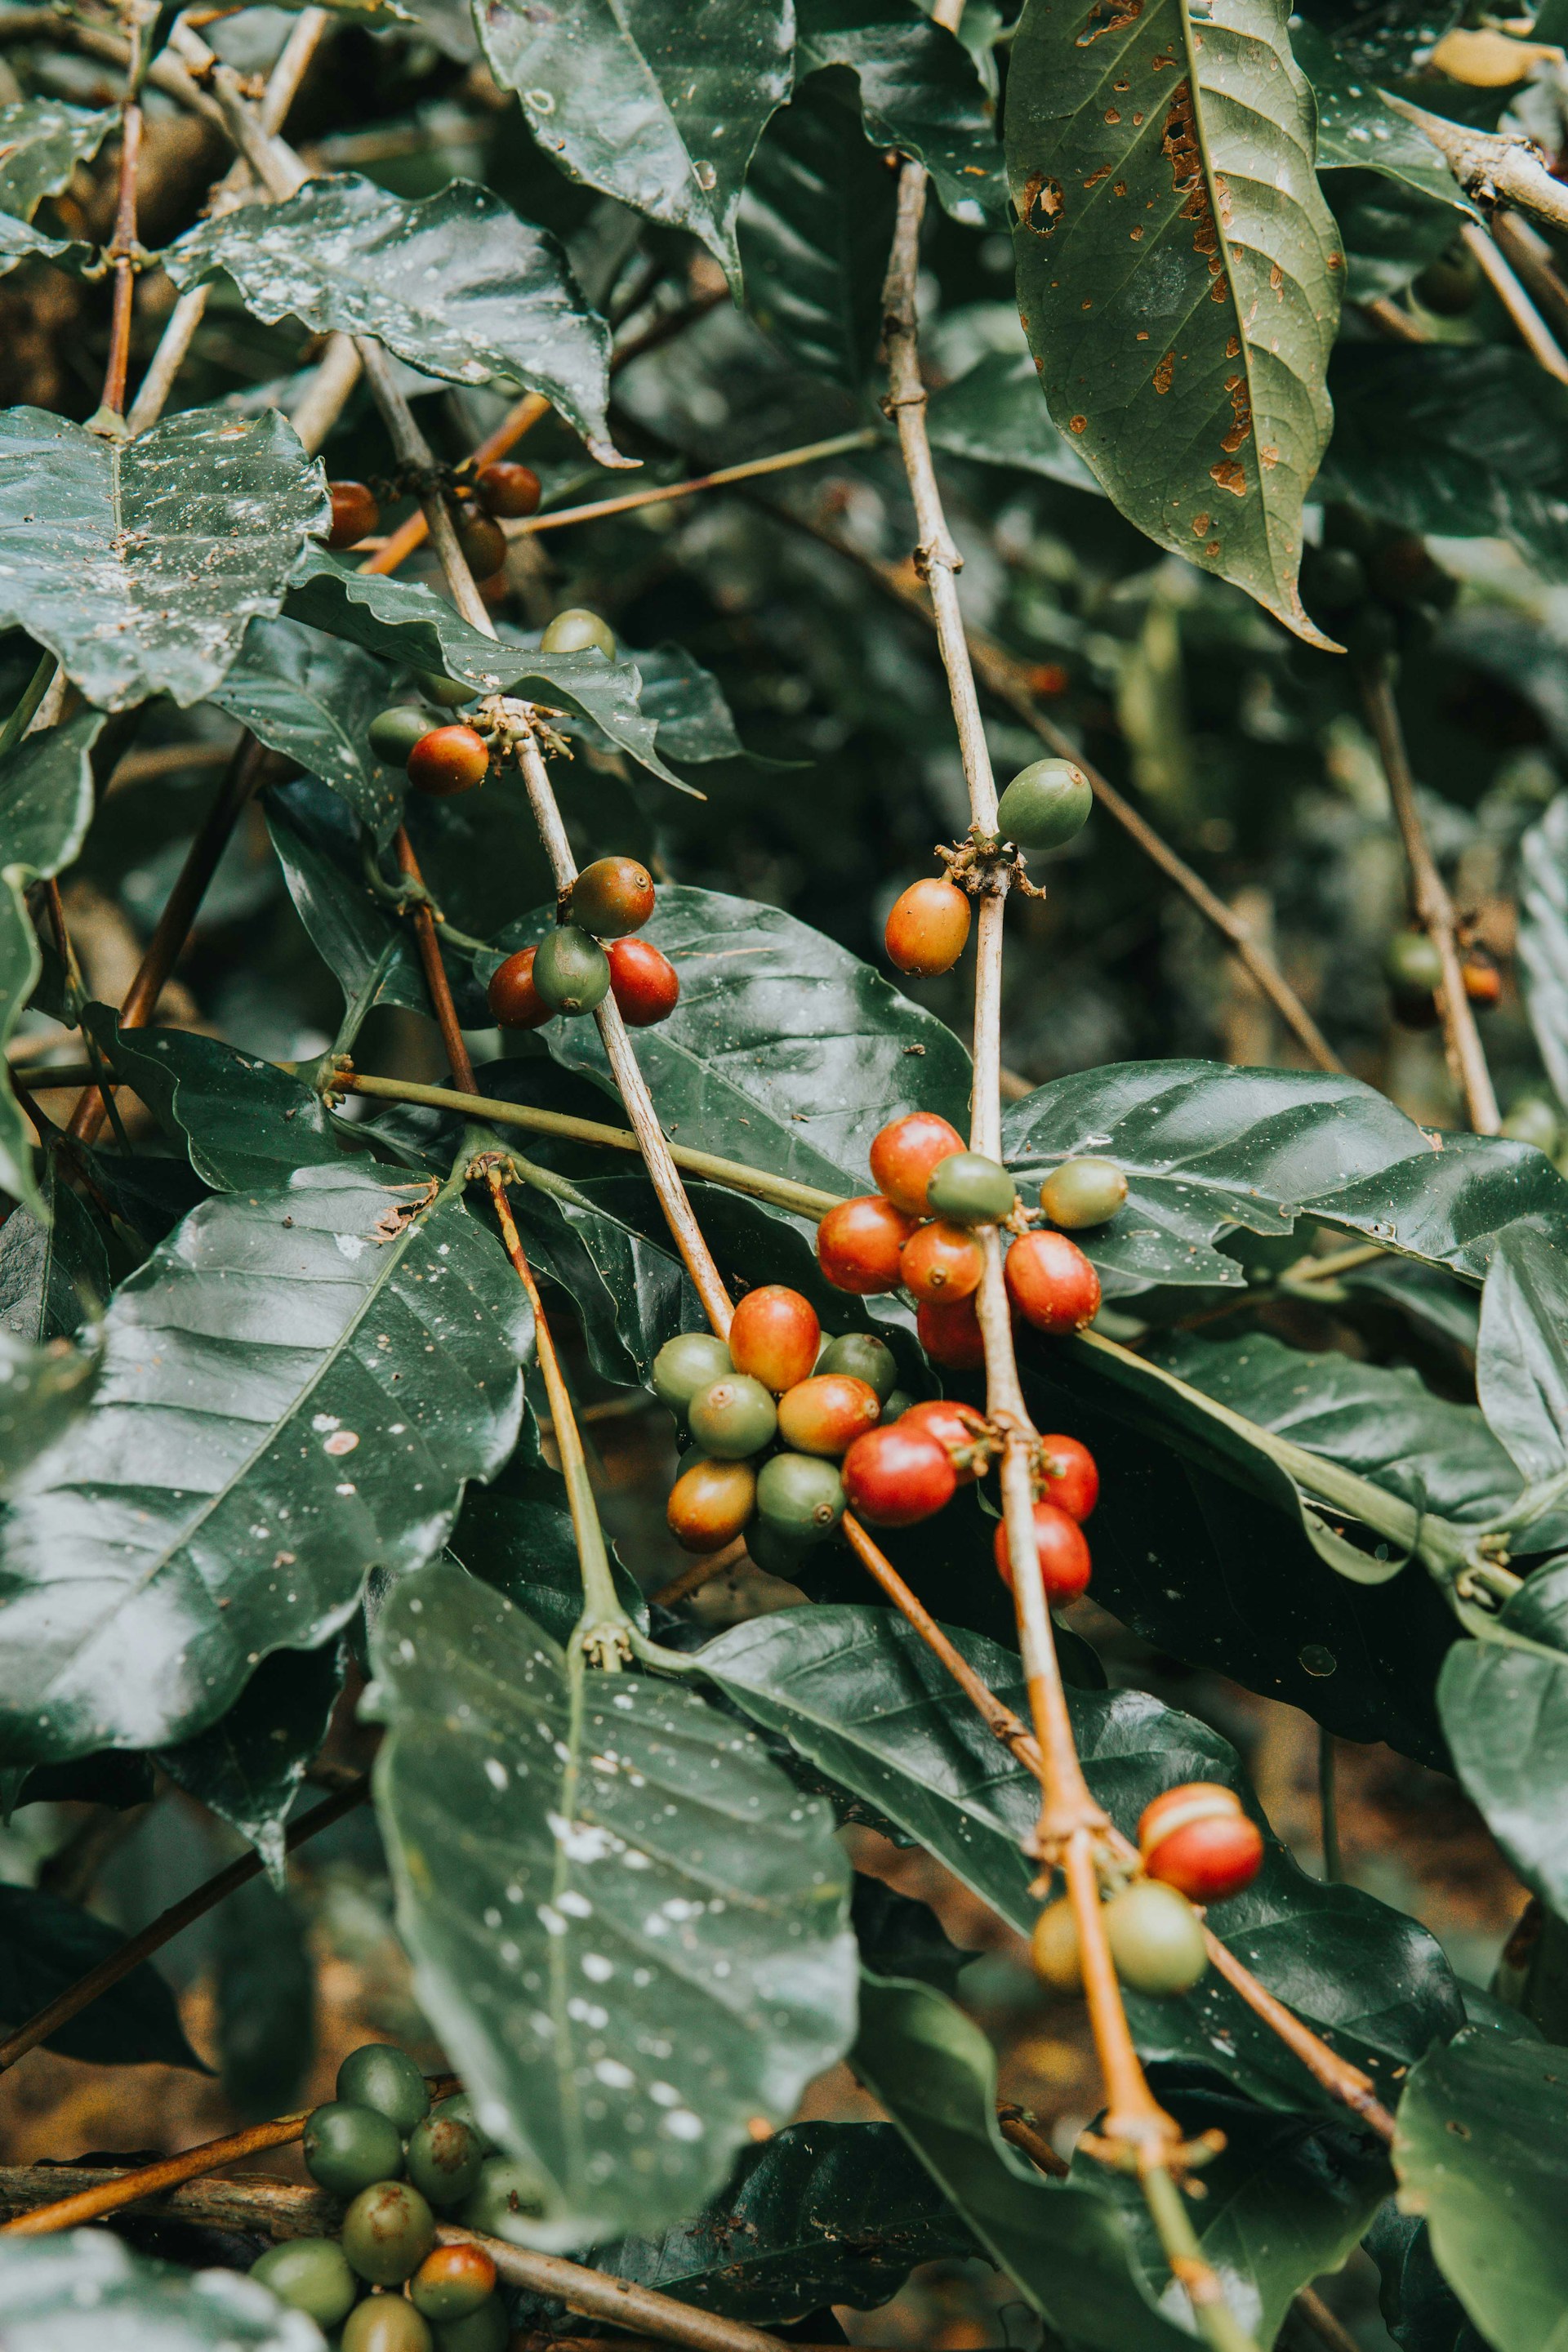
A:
[
  {"left": 841, "top": 1423, "right": 956, "bottom": 1527},
  {"left": 915, "top": 1293, "right": 985, "bottom": 1370},
  {"left": 1004, "top": 1230, "right": 1102, "bottom": 1334},
  {"left": 777, "top": 1373, "right": 882, "bottom": 1458},
  {"left": 407, "top": 724, "right": 489, "bottom": 797},
  {"left": 608, "top": 937, "right": 679, "bottom": 1027},
  {"left": 817, "top": 1196, "right": 915, "bottom": 1294},
  {"left": 571, "top": 855, "right": 657, "bottom": 939},
  {"left": 474, "top": 460, "right": 541, "bottom": 519},
  {"left": 728, "top": 1285, "right": 820, "bottom": 1395},
  {"left": 666, "top": 1457, "right": 756, "bottom": 1552},
  {"left": 456, "top": 508, "right": 507, "bottom": 580},
  {"left": 326, "top": 480, "right": 379, "bottom": 550},
  {"left": 1039, "top": 1433, "right": 1098, "bottom": 1522},
  {"left": 899, "top": 1218, "right": 983, "bottom": 1303},
  {"left": 488, "top": 946, "right": 551, "bottom": 1031},
  {"left": 870, "top": 1111, "right": 967, "bottom": 1217},
  {"left": 1463, "top": 951, "right": 1502, "bottom": 1008},
  {"left": 898, "top": 1397, "right": 991, "bottom": 1485},
  {"left": 993, "top": 1500, "right": 1092, "bottom": 1601},
  {"left": 884, "top": 878, "right": 972, "bottom": 977},
  {"left": 1138, "top": 1783, "right": 1264, "bottom": 1904}
]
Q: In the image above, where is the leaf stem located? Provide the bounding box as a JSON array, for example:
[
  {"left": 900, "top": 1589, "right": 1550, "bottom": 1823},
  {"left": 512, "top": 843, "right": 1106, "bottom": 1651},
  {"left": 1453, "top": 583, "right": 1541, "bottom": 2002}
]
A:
[
  {"left": 0, "top": 649, "right": 58, "bottom": 763},
  {"left": 1138, "top": 2163, "right": 1262, "bottom": 2352},
  {"left": 98, "top": 64, "right": 142, "bottom": 421},
  {"left": 327, "top": 937, "right": 399, "bottom": 1063}
]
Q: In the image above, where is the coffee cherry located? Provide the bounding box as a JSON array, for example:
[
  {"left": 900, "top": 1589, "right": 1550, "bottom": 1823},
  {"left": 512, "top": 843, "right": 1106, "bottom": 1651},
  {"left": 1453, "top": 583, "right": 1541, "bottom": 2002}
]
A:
[
  {"left": 571, "top": 855, "right": 656, "bottom": 940},
  {"left": 416, "top": 670, "right": 472, "bottom": 707},
  {"left": 898, "top": 1396, "right": 991, "bottom": 1484},
  {"left": 461, "top": 2153, "right": 550, "bottom": 2240},
  {"left": 667, "top": 1456, "right": 756, "bottom": 1551},
  {"left": 456, "top": 509, "right": 507, "bottom": 580},
  {"left": 817, "top": 1330, "right": 898, "bottom": 1401},
  {"left": 924, "top": 1152, "right": 1017, "bottom": 1226},
  {"left": 885, "top": 878, "right": 971, "bottom": 977},
  {"left": 541, "top": 607, "right": 616, "bottom": 658},
  {"left": 406, "top": 2111, "right": 485, "bottom": 2207},
  {"left": 343, "top": 2299, "right": 434, "bottom": 2352},
  {"left": 900, "top": 1218, "right": 983, "bottom": 1302},
  {"left": 652, "top": 1332, "right": 734, "bottom": 1419},
  {"left": 880, "top": 1388, "right": 915, "bottom": 1421},
  {"left": 870, "top": 1111, "right": 967, "bottom": 1216},
  {"left": 1463, "top": 948, "right": 1502, "bottom": 1008},
  {"left": 993, "top": 1499, "right": 1092, "bottom": 1601},
  {"left": 1039, "top": 1433, "right": 1098, "bottom": 1522},
  {"left": 368, "top": 706, "right": 434, "bottom": 764},
  {"left": 342, "top": 2179, "right": 437, "bottom": 2285},
  {"left": 1004, "top": 1231, "right": 1101, "bottom": 1335},
  {"left": 250, "top": 2237, "right": 357, "bottom": 2327},
  {"left": 475, "top": 459, "right": 541, "bottom": 519},
  {"left": 777, "top": 1373, "right": 881, "bottom": 1457},
  {"left": 408, "top": 725, "right": 489, "bottom": 798},
  {"left": 747, "top": 1514, "right": 821, "bottom": 1577},
  {"left": 687, "top": 1373, "right": 777, "bottom": 1459},
  {"left": 1031, "top": 1897, "right": 1083, "bottom": 1993},
  {"left": 608, "top": 938, "right": 679, "bottom": 1026},
  {"left": 996, "top": 758, "right": 1092, "bottom": 854},
  {"left": 841, "top": 1423, "right": 956, "bottom": 1526},
  {"left": 1038, "top": 1157, "right": 1127, "bottom": 1229},
  {"left": 327, "top": 480, "right": 379, "bottom": 549},
  {"left": 1105, "top": 1878, "right": 1208, "bottom": 1995},
  {"left": 428, "top": 2091, "right": 496, "bottom": 2153},
  {"left": 302, "top": 2100, "right": 403, "bottom": 2195},
  {"left": 1385, "top": 929, "right": 1443, "bottom": 993},
  {"left": 916, "top": 1294, "right": 985, "bottom": 1370},
  {"left": 431, "top": 2297, "right": 510, "bottom": 2352},
  {"left": 756, "top": 1450, "right": 845, "bottom": 1538},
  {"left": 533, "top": 924, "right": 611, "bottom": 1016},
  {"left": 1138, "top": 1782, "right": 1264, "bottom": 1904},
  {"left": 488, "top": 947, "right": 551, "bottom": 1031},
  {"left": 412, "top": 2243, "right": 498, "bottom": 2321},
  {"left": 1414, "top": 244, "right": 1482, "bottom": 316},
  {"left": 338, "top": 2042, "right": 430, "bottom": 2134},
  {"left": 729, "top": 1285, "right": 820, "bottom": 1394},
  {"left": 817, "top": 1196, "right": 915, "bottom": 1294}
]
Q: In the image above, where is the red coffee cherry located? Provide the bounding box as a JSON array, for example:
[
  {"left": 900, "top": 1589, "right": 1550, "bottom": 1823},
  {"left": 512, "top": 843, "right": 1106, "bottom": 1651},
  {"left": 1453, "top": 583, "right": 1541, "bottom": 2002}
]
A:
[
  {"left": 326, "top": 480, "right": 379, "bottom": 549},
  {"left": 1463, "top": 949, "right": 1502, "bottom": 1008},
  {"left": 456, "top": 507, "right": 507, "bottom": 580},
  {"left": 884, "top": 878, "right": 972, "bottom": 977},
  {"left": 1004, "top": 1230, "right": 1102, "bottom": 1334},
  {"left": 728, "top": 1285, "right": 820, "bottom": 1395},
  {"left": 474, "top": 460, "right": 541, "bottom": 519},
  {"left": 407, "top": 724, "right": 489, "bottom": 797},
  {"left": 777, "top": 1373, "right": 882, "bottom": 1458},
  {"left": 411, "top": 2241, "right": 497, "bottom": 2320},
  {"left": 817, "top": 1196, "right": 915, "bottom": 1294},
  {"left": 993, "top": 1499, "right": 1092, "bottom": 1601},
  {"left": 915, "top": 1293, "right": 985, "bottom": 1370},
  {"left": 898, "top": 1397, "right": 991, "bottom": 1486},
  {"left": 870, "top": 1111, "right": 967, "bottom": 1217},
  {"left": 900, "top": 1218, "right": 983, "bottom": 1303},
  {"left": 571, "top": 855, "right": 657, "bottom": 939},
  {"left": 1039, "top": 1433, "right": 1098, "bottom": 1522},
  {"left": 841, "top": 1423, "right": 956, "bottom": 1527},
  {"left": 608, "top": 938, "right": 679, "bottom": 1027},
  {"left": 1138, "top": 1783, "right": 1264, "bottom": 1904},
  {"left": 666, "top": 1457, "right": 755, "bottom": 1552},
  {"left": 488, "top": 947, "right": 551, "bottom": 1031}
]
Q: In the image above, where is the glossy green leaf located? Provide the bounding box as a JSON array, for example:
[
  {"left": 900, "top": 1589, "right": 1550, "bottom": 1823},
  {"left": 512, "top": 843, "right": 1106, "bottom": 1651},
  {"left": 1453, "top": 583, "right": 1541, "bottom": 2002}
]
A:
[
  {"left": 0, "top": 1328, "right": 96, "bottom": 1494},
  {"left": 1300, "top": 27, "right": 1477, "bottom": 212},
  {"left": 1365, "top": 2203, "right": 1490, "bottom": 2352},
  {"left": 927, "top": 346, "right": 1103, "bottom": 492},
  {"left": 798, "top": 0, "right": 1003, "bottom": 220},
  {"left": 0, "top": 214, "right": 88, "bottom": 278},
  {"left": 850, "top": 1876, "right": 969, "bottom": 1994},
  {"left": 165, "top": 176, "right": 619, "bottom": 467},
  {"left": 0, "top": 100, "right": 114, "bottom": 220},
  {"left": 1005, "top": 0, "right": 1342, "bottom": 640},
  {"left": 475, "top": 0, "right": 794, "bottom": 287},
  {"left": 737, "top": 74, "right": 896, "bottom": 390},
  {"left": 1393, "top": 2029, "right": 1568, "bottom": 2352},
  {"left": 1518, "top": 792, "right": 1568, "bottom": 1115},
  {"left": 0, "top": 2234, "right": 322, "bottom": 2350},
  {"left": 1327, "top": 169, "right": 1469, "bottom": 303},
  {"left": 0, "top": 408, "right": 326, "bottom": 710},
  {"left": 449, "top": 1448, "right": 648, "bottom": 1651},
  {"left": 1340, "top": 1254, "right": 1481, "bottom": 1362},
  {"left": 634, "top": 645, "right": 750, "bottom": 765},
  {"left": 158, "top": 1640, "right": 345, "bottom": 1888},
  {"left": 366, "top": 1564, "right": 858, "bottom": 2249},
  {"left": 0, "top": 1167, "right": 111, "bottom": 1345},
  {"left": 1476, "top": 1225, "right": 1568, "bottom": 1487},
  {"left": 212, "top": 616, "right": 404, "bottom": 844},
  {"left": 82, "top": 1010, "right": 346, "bottom": 1195},
  {"left": 0, "top": 1160, "right": 529, "bottom": 1762},
  {"left": 508, "top": 1170, "right": 696, "bottom": 1385},
  {"left": 1439, "top": 1638, "right": 1568, "bottom": 1925},
  {"left": 264, "top": 775, "right": 439, "bottom": 1022},
  {"left": 216, "top": 1876, "right": 315, "bottom": 2119},
  {"left": 0, "top": 1881, "right": 205, "bottom": 2069}
]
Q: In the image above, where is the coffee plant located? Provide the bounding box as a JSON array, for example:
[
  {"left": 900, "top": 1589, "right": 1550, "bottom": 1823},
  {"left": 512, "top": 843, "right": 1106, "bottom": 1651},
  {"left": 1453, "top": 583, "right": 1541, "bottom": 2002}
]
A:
[{"left": 6, "top": 0, "right": 1568, "bottom": 2343}]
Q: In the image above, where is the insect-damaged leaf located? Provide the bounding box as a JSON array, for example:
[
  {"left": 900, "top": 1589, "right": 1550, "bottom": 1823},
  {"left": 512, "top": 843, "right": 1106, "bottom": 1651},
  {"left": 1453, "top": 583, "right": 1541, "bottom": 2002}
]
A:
[{"left": 1004, "top": 0, "right": 1342, "bottom": 641}]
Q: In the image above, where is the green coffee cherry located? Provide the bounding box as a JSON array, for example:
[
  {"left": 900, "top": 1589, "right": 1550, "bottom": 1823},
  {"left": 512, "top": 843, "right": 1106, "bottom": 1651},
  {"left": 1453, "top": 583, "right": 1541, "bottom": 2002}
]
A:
[
  {"left": 432, "top": 2299, "right": 510, "bottom": 2352},
  {"left": 343, "top": 2299, "right": 434, "bottom": 2352},
  {"left": 342, "top": 2178, "right": 437, "bottom": 2285},
  {"left": 757, "top": 1451, "right": 844, "bottom": 1539},
  {"left": 1413, "top": 246, "right": 1482, "bottom": 317},
  {"left": 337, "top": 2042, "right": 430, "bottom": 2136},
  {"left": 652, "top": 1332, "right": 734, "bottom": 1419},
  {"left": 880, "top": 1388, "right": 914, "bottom": 1423},
  {"left": 1103, "top": 1879, "right": 1208, "bottom": 1996},
  {"left": 541, "top": 608, "right": 616, "bottom": 659},
  {"left": 250, "top": 2238, "right": 357, "bottom": 2328},
  {"left": 416, "top": 670, "right": 472, "bottom": 707},
  {"left": 746, "top": 1516, "right": 820, "bottom": 1578},
  {"left": 302, "top": 2100, "right": 404, "bottom": 2196},
  {"left": 688, "top": 1373, "right": 777, "bottom": 1459},
  {"left": 1038, "top": 1156, "right": 1128, "bottom": 1230},
  {"left": 816, "top": 1331, "right": 898, "bottom": 1401},
  {"left": 924, "top": 1151, "right": 1018, "bottom": 1225},
  {"left": 533, "top": 924, "right": 611, "bottom": 1017},
  {"left": 1384, "top": 929, "right": 1443, "bottom": 994},
  {"left": 368, "top": 707, "right": 434, "bottom": 764},
  {"left": 406, "top": 2112, "right": 486, "bottom": 2207},
  {"left": 430, "top": 2090, "right": 496, "bottom": 2150},
  {"left": 461, "top": 2153, "right": 552, "bottom": 2243},
  {"left": 996, "top": 759, "right": 1093, "bottom": 855}
]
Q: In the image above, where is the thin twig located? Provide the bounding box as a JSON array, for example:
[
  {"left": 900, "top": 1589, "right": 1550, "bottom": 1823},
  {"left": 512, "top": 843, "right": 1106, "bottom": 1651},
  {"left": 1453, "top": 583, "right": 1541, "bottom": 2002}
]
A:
[
  {"left": 1460, "top": 220, "right": 1568, "bottom": 381},
  {"left": 100, "top": 84, "right": 142, "bottom": 419},
  {"left": 1386, "top": 98, "right": 1568, "bottom": 238},
  {"left": 362, "top": 390, "right": 549, "bottom": 577},
  {"left": 1293, "top": 2287, "right": 1365, "bottom": 2352},
  {"left": 1491, "top": 208, "right": 1568, "bottom": 344},
  {"left": 996, "top": 2105, "right": 1071, "bottom": 2177},
  {"left": 508, "top": 429, "right": 879, "bottom": 540}
]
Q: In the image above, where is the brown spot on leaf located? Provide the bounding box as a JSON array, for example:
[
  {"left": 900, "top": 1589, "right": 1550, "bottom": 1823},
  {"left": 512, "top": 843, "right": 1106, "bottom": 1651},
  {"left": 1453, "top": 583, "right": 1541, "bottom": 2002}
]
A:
[
  {"left": 1210, "top": 459, "right": 1247, "bottom": 496},
  {"left": 1130, "top": 225, "right": 1144, "bottom": 238},
  {"left": 1083, "top": 162, "right": 1115, "bottom": 187},
  {"left": 1069, "top": 415, "right": 1089, "bottom": 433},
  {"left": 1225, "top": 335, "right": 1241, "bottom": 358},
  {"left": 1260, "top": 444, "right": 1280, "bottom": 467},
  {"left": 1327, "top": 249, "right": 1344, "bottom": 270},
  {"left": 1019, "top": 172, "right": 1065, "bottom": 234},
  {"left": 1105, "top": 105, "right": 1122, "bottom": 120},
  {"left": 1136, "top": 328, "right": 1150, "bottom": 340},
  {"left": 1113, "top": 179, "right": 1128, "bottom": 194},
  {"left": 1205, "top": 538, "right": 1220, "bottom": 555},
  {"left": 1220, "top": 372, "right": 1252, "bottom": 454},
  {"left": 1153, "top": 350, "right": 1175, "bottom": 394},
  {"left": 1076, "top": 0, "right": 1143, "bottom": 43},
  {"left": 1163, "top": 82, "right": 1225, "bottom": 285},
  {"left": 1192, "top": 513, "right": 1210, "bottom": 536},
  {"left": 1270, "top": 259, "right": 1284, "bottom": 296}
]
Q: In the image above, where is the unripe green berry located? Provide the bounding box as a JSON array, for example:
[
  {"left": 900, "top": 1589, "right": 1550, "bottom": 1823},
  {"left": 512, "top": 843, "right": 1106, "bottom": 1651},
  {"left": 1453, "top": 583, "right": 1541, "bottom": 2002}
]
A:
[
  {"left": 816, "top": 1331, "right": 898, "bottom": 1401},
  {"left": 302, "top": 2100, "right": 404, "bottom": 2195},
  {"left": 368, "top": 706, "right": 435, "bottom": 764},
  {"left": 541, "top": 607, "right": 616, "bottom": 658},
  {"left": 461, "top": 2153, "right": 552, "bottom": 2243},
  {"left": 344, "top": 2299, "right": 434, "bottom": 2352},
  {"left": 1104, "top": 1878, "right": 1208, "bottom": 1995},
  {"left": 341, "top": 2178, "right": 437, "bottom": 2284},
  {"left": 880, "top": 1388, "right": 915, "bottom": 1423},
  {"left": 1384, "top": 929, "right": 1443, "bottom": 994},
  {"left": 756, "top": 1451, "right": 844, "bottom": 1538},
  {"left": 924, "top": 1151, "right": 1018, "bottom": 1225},
  {"left": 250, "top": 2238, "right": 357, "bottom": 2327},
  {"left": 415, "top": 670, "right": 472, "bottom": 707},
  {"left": 652, "top": 1332, "right": 734, "bottom": 1419},
  {"left": 337, "top": 2042, "right": 430, "bottom": 2135},
  {"left": 1038, "top": 1156, "right": 1128, "bottom": 1230},
  {"left": 406, "top": 2112, "right": 486, "bottom": 2207},
  {"left": 996, "top": 759, "right": 1093, "bottom": 855},
  {"left": 746, "top": 1515, "right": 820, "bottom": 1577},
  {"left": 432, "top": 2298, "right": 510, "bottom": 2352},
  {"left": 688, "top": 1373, "right": 777, "bottom": 1459},
  {"left": 532, "top": 924, "right": 611, "bottom": 1016}
]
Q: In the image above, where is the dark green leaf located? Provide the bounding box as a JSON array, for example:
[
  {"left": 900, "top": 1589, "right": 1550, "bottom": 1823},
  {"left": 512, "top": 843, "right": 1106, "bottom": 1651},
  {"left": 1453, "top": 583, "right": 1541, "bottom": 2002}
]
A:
[
  {"left": 366, "top": 1565, "right": 858, "bottom": 2248},
  {"left": 215, "top": 1875, "right": 314, "bottom": 2118},
  {"left": 475, "top": 0, "right": 793, "bottom": 287},
  {"left": 0, "top": 1168, "right": 111, "bottom": 1347},
  {"left": 1327, "top": 169, "right": 1471, "bottom": 304},
  {"left": 1005, "top": 0, "right": 1342, "bottom": 639},
  {"left": 737, "top": 74, "right": 896, "bottom": 391},
  {"left": 1300, "top": 27, "right": 1479, "bottom": 212},
  {"left": 448, "top": 1448, "right": 648, "bottom": 1650},
  {"left": 82, "top": 1010, "right": 347, "bottom": 1195},
  {"left": 635, "top": 645, "right": 750, "bottom": 765},
  {"left": 212, "top": 615, "right": 405, "bottom": 844},
  {"left": 0, "top": 1160, "right": 529, "bottom": 1762},
  {"left": 0, "top": 408, "right": 326, "bottom": 710},
  {"left": 165, "top": 176, "right": 619, "bottom": 467},
  {"left": 1365, "top": 2203, "right": 1492, "bottom": 2352},
  {"left": 264, "top": 775, "right": 438, "bottom": 1022},
  {"left": 508, "top": 1170, "right": 697, "bottom": 1385},
  {"left": 0, "top": 2234, "right": 322, "bottom": 2349},
  {"left": 1340, "top": 1255, "right": 1481, "bottom": 1361},
  {"left": 0, "top": 1880, "right": 205, "bottom": 2068},
  {"left": 158, "top": 1640, "right": 345, "bottom": 1887},
  {"left": 0, "top": 214, "right": 88, "bottom": 277},
  {"left": 927, "top": 346, "right": 1103, "bottom": 493},
  {"left": 1439, "top": 1638, "right": 1568, "bottom": 1924},
  {"left": 850, "top": 1876, "right": 969, "bottom": 1994},
  {"left": 0, "top": 1327, "right": 96, "bottom": 1494},
  {"left": 1476, "top": 1226, "right": 1568, "bottom": 1486},
  {"left": 0, "top": 100, "right": 114, "bottom": 220},
  {"left": 1518, "top": 791, "right": 1568, "bottom": 1115},
  {"left": 796, "top": 0, "right": 1005, "bottom": 219}
]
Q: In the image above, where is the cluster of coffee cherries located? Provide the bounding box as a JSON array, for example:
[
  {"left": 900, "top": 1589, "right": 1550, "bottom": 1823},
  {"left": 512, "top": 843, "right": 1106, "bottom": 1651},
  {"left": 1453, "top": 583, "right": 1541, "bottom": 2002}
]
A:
[
  {"left": 326, "top": 463, "right": 543, "bottom": 597},
  {"left": 1032, "top": 1781, "right": 1264, "bottom": 2000},
  {"left": 485, "top": 854, "right": 679, "bottom": 1032},
  {"left": 1298, "top": 512, "right": 1457, "bottom": 667},
  {"left": 1384, "top": 925, "right": 1501, "bottom": 1028},
  {"left": 885, "top": 758, "right": 1092, "bottom": 980},
  {"left": 364, "top": 608, "right": 619, "bottom": 804},
  {"left": 249, "top": 2042, "right": 521, "bottom": 2350}
]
